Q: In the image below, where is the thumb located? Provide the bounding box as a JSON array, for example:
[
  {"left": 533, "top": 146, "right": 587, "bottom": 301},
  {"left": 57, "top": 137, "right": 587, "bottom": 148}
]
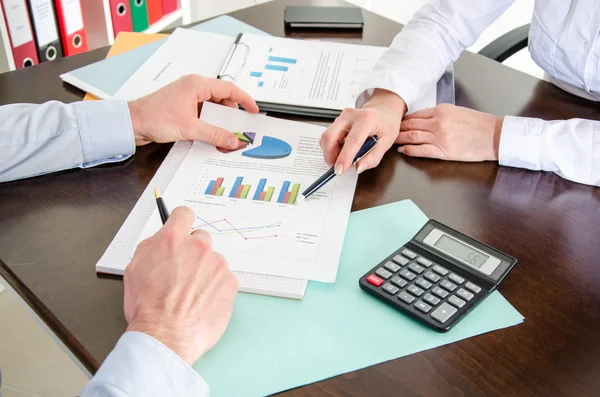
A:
[{"left": 194, "top": 120, "right": 239, "bottom": 149}]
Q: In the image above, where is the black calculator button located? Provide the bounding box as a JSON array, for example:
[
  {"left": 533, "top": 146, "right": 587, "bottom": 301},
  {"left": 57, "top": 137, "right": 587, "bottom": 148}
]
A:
[
  {"left": 465, "top": 282, "right": 481, "bottom": 294},
  {"left": 431, "top": 302, "right": 458, "bottom": 324},
  {"left": 416, "top": 257, "right": 432, "bottom": 267},
  {"left": 448, "top": 273, "right": 465, "bottom": 285},
  {"left": 456, "top": 288, "right": 474, "bottom": 301},
  {"left": 384, "top": 261, "right": 401, "bottom": 273},
  {"left": 408, "top": 262, "right": 425, "bottom": 274},
  {"left": 431, "top": 286, "right": 449, "bottom": 299},
  {"left": 375, "top": 267, "right": 392, "bottom": 280},
  {"left": 424, "top": 271, "right": 441, "bottom": 283},
  {"left": 414, "top": 278, "right": 432, "bottom": 290},
  {"left": 392, "top": 255, "right": 410, "bottom": 266},
  {"left": 398, "top": 291, "right": 415, "bottom": 304},
  {"left": 448, "top": 295, "right": 466, "bottom": 308},
  {"left": 415, "top": 300, "right": 432, "bottom": 314},
  {"left": 382, "top": 282, "right": 399, "bottom": 296},
  {"left": 440, "top": 280, "right": 457, "bottom": 292},
  {"left": 391, "top": 276, "right": 408, "bottom": 288},
  {"left": 432, "top": 264, "right": 448, "bottom": 276},
  {"left": 407, "top": 284, "right": 424, "bottom": 297},
  {"left": 422, "top": 293, "right": 440, "bottom": 306},
  {"left": 401, "top": 249, "right": 417, "bottom": 260},
  {"left": 399, "top": 269, "right": 416, "bottom": 281}
]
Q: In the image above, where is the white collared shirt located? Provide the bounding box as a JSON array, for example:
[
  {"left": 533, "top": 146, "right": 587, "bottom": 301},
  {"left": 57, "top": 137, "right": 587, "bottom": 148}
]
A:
[{"left": 360, "top": 0, "right": 600, "bottom": 187}]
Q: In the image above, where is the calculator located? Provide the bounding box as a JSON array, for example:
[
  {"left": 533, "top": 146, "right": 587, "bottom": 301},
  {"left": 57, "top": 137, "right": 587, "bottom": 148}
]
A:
[{"left": 359, "top": 220, "right": 517, "bottom": 332}]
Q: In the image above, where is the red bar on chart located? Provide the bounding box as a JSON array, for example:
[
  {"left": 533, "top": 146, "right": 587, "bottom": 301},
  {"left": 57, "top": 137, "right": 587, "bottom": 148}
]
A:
[
  {"left": 234, "top": 185, "right": 244, "bottom": 198},
  {"left": 284, "top": 192, "right": 291, "bottom": 204},
  {"left": 259, "top": 191, "right": 266, "bottom": 201},
  {"left": 210, "top": 177, "right": 224, "bottom": 195}
]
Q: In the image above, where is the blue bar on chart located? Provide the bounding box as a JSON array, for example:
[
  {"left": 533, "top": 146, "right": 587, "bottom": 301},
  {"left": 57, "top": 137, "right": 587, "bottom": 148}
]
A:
[
  {"left": 229, "top": 176, "right": 244, "bottom": 198},
  {"left": 268, "top": 47, "right": 272, "bottom": 52},
  {"left": 253, "top": 178, "right": 267, "bottom": 200},
  {"left": 258, "top": 81, "right": 264, "bottom": 87},
  {"left": 249, "top": 71, "right": 262, "bottom": 77},
  {"left": 205, "top": 180, "right": 215, "bottom": 195},
  {"left": 265, "top": 64, "right": 288, "bottom": 72},
  {"left": 268, "top": 56, "right": 297, "bottom": 64},
  {"left": 277, "top": 181, "right": 291, "bottom": 203}
]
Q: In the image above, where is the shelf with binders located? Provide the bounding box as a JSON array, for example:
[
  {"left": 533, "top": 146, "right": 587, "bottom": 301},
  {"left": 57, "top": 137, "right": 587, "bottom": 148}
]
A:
[{"left": 0, "top": 0, "right": 270, "bottom": 73}]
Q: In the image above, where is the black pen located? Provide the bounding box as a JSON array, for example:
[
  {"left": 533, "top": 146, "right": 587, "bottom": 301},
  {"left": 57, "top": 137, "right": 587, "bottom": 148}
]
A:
[
  {"left": 297, "top": 136, "right": 378, "bottom": 203},
  {"left": 154, "top": 189, "right": 170, "bottom": 224}
]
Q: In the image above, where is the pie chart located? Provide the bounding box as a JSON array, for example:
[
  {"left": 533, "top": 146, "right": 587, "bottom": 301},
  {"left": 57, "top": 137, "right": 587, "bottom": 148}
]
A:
[{"left": 242, "top": 136, "right": 292, "bottom": 159}]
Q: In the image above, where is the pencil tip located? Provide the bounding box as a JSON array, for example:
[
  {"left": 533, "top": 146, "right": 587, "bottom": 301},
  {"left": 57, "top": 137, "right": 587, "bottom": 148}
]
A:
[
  {"left": 154, "top": 189, "right": 161, "bottom": 199},
  {"left": 296, "top": 195, "right": 305, "bottom": 204}
]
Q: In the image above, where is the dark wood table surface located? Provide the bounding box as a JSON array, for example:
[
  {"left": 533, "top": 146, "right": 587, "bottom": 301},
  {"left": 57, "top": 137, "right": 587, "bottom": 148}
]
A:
[{"left": 1, "top": 0, "right": 599, "bottom": 395}]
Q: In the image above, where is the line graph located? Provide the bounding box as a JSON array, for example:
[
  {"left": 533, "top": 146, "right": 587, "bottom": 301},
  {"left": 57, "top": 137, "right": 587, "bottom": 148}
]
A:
[{"left": 192, "top": 216, "right": 281, "bottom": 240}]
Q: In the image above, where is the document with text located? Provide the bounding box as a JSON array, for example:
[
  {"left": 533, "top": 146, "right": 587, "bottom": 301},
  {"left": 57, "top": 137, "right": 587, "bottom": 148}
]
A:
[{"left": 138, "top": 103, "right": 358, "bottom": 282}]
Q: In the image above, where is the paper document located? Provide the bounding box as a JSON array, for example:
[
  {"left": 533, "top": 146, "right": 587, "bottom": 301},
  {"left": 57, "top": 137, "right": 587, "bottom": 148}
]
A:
[
  {"left": 138, "top": 103, "right": 357, "bottom": 282},
  {"left": 114, "top": 28, "right": 236, "bottom": 100},
  {"left": 229, "top": 33, "right": 388, "bottom": 110},
  {"left": 113, "top": 28, "right": 437, "bottom": 113}
]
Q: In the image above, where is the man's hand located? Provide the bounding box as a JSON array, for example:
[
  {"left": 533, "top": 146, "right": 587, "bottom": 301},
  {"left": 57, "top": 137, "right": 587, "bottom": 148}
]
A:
[
  {"left": 320, "top": 89, "right": 406, "bottom": 175},
  {"left": 397, "top": 104, "right": 503, "bottom": 161},
  {"left": 128, "top": 75, "right": 260, "bottom": 150},
  {"left": 124, "top": 206, "right": 238, "bottom": 365}
]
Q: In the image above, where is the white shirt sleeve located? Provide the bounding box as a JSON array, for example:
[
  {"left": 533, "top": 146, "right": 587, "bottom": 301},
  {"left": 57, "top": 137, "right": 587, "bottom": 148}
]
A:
[
  {"left": 80, "top": 331, "right": 210, "bottom": 397},
  {"left": 499, "top": 116, "right": 600, "bottom": 187},
  {"left": 358, "top": 0, "right": 516, "bottom": 112}
]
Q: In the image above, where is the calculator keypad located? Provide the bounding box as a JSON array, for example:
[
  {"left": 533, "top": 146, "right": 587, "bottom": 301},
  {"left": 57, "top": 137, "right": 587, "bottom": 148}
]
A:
[
  {"left": 408, "top": 262, "right": 425, "bottom": 274},
  {"left": 393, "top": 255, "right": 410, "bottom": 266},
  {"left": 402, "top": 249, "right": 417, "bottom": 259},
  {"left": 362, "top": 246, "right": 487, "bottom": 330},
  {"left": 399, "top": 269, "right": 416, "bottom": 281},
  {"left": 376, "top": 268, "right": 392, "bottom": 280},
  {"left": 384, "top": 261, "right": 401, "bottom": 273}
]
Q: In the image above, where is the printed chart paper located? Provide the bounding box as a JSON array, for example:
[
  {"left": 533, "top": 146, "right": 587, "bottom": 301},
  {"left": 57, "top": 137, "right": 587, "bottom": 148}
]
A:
[{"left": 138, "top": 103, "right": 357, "bottom": 282}]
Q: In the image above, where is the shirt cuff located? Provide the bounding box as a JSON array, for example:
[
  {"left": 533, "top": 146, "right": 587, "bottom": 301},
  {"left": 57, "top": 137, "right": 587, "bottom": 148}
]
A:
[
  {"left": 356, "top": 72, "right": 420, "bottom": 112},
  {"left": 82, "top": 331, "right": 209, "bottom": 397},
  {"left": 499, "top": 116, "right": 543, "bottom": 171},
  {"left": 74, "top": 100, "right": 135, "bottom": 168}
]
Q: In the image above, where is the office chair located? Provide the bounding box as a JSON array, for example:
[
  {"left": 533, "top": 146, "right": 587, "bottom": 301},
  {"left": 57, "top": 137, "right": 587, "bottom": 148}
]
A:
[{"left": 478, "top": 24, "right": 530, "bottom": 63}]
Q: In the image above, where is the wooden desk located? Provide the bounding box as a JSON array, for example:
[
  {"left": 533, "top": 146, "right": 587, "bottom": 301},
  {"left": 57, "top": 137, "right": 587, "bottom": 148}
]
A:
[{"left": 1, "top": 1, "right": 599, "bottom": 395}]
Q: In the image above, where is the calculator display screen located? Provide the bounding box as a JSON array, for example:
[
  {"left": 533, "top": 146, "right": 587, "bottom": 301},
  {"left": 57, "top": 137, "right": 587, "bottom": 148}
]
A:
[{"left": 434, "top": 235, "right": 490, "bottom": 269}]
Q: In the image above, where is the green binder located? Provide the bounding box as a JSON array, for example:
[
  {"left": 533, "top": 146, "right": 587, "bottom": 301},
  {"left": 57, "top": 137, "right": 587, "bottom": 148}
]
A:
[{"left": 130, "top": 0, "right": 150, "bottom": 32}]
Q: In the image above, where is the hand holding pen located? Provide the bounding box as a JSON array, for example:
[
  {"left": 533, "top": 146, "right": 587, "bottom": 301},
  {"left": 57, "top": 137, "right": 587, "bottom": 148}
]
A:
[
  {"left": 297, "top": 136, "right": 378, "bottom": 203},
  {"left": 319, "top": 91, "right": 406, "bottom": 175}
]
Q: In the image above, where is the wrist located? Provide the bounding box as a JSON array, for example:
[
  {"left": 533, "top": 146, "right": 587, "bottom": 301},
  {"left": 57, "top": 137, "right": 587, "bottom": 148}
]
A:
[
  {"left": 127, "top": 321, "right": 200, "bottom": 365},
  {"left": 127, "top": 100, "right": 150, "bottom": 146},
  {"left": 493, "top": 116, "right": 503, "bottom": 161},
  {"left": 363, "top": 89, "right": 407, "bottom": 120}
]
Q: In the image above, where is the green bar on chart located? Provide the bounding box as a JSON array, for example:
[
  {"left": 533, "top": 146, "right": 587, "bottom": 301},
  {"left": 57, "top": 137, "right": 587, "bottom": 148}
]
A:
[
  {"left": 216, "top": 187, "right": 225, "bottom": 196},
  {"left": 289, "top": 183, "right": 301, "bottom": 204},
  {"left": 264, "top": 186, "right": 275, "bottom": 202},
  {"left": 240, "top": 184, "right": 251, "bottom": 199}
]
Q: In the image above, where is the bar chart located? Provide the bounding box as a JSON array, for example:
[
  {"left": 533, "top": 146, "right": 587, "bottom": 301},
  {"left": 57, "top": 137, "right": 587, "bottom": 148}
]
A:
[
  {"left": 278, "top": 181, "right": 301, "bottom": 205},
  {"left": 249, "top": 52, "right": 298, "bottom": 88},
  {"left": 253, "top": 178, "right": 276, "bottom": 202}
]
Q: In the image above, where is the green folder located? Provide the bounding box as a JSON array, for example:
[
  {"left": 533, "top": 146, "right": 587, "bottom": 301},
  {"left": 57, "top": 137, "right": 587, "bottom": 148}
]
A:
[{"left": 130, "top": 0, "right": 149, "bottom": 32}]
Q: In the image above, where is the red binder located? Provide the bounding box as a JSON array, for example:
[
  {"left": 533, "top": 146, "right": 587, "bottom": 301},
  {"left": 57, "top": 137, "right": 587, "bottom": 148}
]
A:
[
  {"left": 161, "top": 0, "right": 176, "bottom": 15},
  {"left": 109, "top": 0, "right": 133, "bottom": 37},
  {"left": 53, "top": 0, "right": 87, "bottom": 56},
  {"left": 1, "top": 0, "right": 39, "bottom": 68},
  {"left": 146, "top": 0, "right": 162, "bottom": 25}
]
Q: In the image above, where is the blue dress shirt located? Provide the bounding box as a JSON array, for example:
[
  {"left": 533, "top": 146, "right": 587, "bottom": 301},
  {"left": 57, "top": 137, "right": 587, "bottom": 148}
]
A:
[
  {"left": 0, "top": 99, "right": 210, "bottom": 395},
  {"left": 0, "top": 100, "right": 135, "bottom": 183},
  {"left": 81, "top": 332, "right": 210, "bottom": 397}
]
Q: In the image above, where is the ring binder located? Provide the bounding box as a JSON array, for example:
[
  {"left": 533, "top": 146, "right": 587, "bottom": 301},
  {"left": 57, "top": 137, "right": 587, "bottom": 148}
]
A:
[{"left": 217, "top": 33, "right": 249, "bottom": 81}]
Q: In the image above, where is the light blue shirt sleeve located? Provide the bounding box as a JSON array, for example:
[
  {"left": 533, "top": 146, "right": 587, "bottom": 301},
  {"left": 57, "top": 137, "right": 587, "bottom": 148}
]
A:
[
  {"left": 0, "top": 100, "right": 135, "bottom": 183},
  {"left": 81, "top": 331, "right": 210, "bottom": 397}
]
